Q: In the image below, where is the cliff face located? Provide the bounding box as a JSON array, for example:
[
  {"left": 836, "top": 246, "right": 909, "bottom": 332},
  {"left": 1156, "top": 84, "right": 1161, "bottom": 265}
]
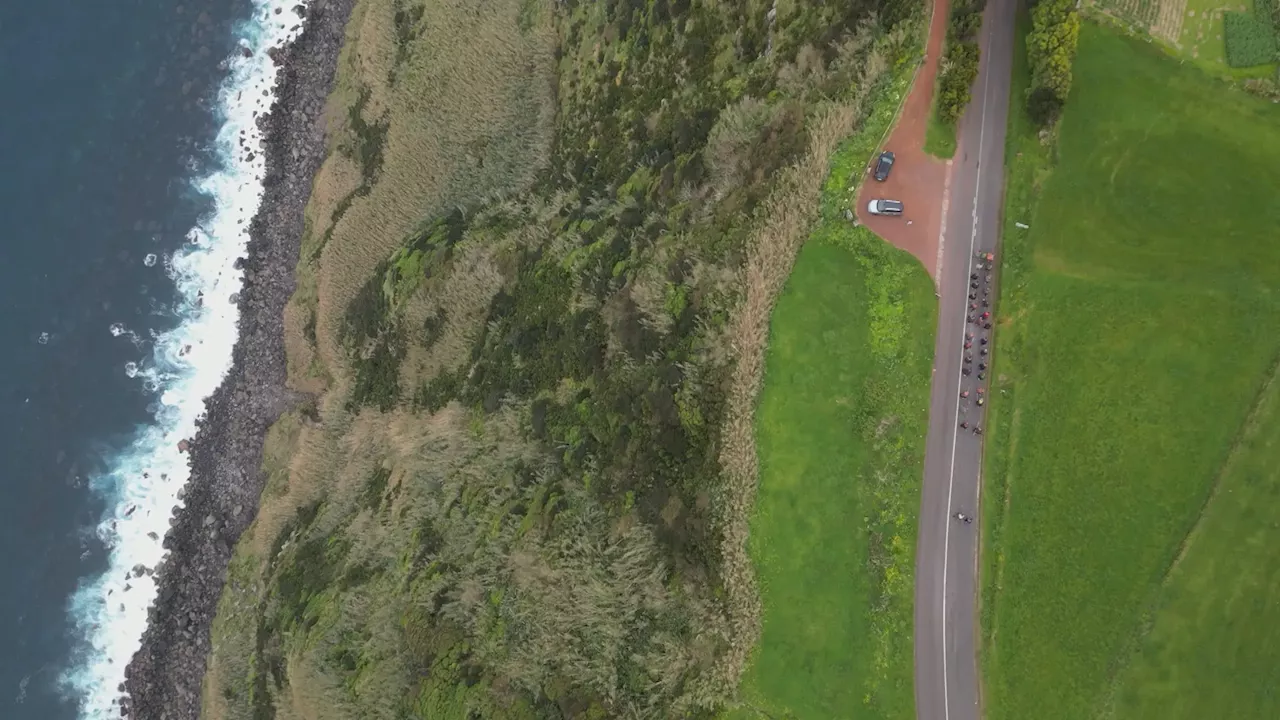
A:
[
  {"left": 122, "top": 0, "right": 915, "bottom": 716},
  {"left": 120, "top": 1, "right": 356, "bottom": 717}
]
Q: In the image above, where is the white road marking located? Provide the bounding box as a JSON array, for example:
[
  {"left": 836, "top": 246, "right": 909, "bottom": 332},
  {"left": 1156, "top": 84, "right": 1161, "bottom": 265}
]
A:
[{"left": 940, "top": 13, "right": 997, "bottom": 720}]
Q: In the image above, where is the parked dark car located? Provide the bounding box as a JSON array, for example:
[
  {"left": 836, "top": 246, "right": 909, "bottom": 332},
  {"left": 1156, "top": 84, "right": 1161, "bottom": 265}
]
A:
[
  {"left": 873, "top": 150, "right": 895, "bottom": 182},
  {"left": 866, "top": 199, "right": 905, "bottom": 216}
]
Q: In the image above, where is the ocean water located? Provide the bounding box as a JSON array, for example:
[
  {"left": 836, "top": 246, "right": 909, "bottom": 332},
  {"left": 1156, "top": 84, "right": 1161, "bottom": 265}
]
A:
[{"left": 0, "top": 0, "right": 307, "bottom": 717}]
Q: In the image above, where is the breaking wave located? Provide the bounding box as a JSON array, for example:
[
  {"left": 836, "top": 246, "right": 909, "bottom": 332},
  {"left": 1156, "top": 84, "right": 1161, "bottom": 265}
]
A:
[{"left": 59, "top": 1, "right": 308, "bottom": 716}]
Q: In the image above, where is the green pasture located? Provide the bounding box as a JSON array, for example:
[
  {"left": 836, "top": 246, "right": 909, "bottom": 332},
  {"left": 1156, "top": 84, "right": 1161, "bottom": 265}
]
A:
[
  {"left": 982, "top": 20, "right": 1280, "bottom": 720},
  {"left": 733, "top": 60, "right": 937, "bottom": 720}
]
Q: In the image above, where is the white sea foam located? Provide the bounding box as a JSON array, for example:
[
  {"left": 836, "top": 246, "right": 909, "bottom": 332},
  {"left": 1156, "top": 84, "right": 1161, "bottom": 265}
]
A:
[{"left": 61, "top": 1, "right": 309, "bottom": 717}]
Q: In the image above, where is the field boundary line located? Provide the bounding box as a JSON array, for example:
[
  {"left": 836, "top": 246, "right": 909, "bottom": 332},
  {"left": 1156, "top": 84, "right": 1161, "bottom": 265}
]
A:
[{"left": 1090, "top": 349, "right": 1280, "bottom": 720}]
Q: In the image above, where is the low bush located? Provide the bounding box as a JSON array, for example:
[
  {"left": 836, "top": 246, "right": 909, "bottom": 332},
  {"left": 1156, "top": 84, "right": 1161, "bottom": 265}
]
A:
[
  {"left": 949, "top": 0, "right": 987, "bottom": 42},
  {"left": 935, "top": 0, "right": 986, "bottom": 125},
  {"left": 938, "top": 41, "right": 981, "bottom": 123},
  {"left": 1224, "top": 12, "right": 1277, "bottom": 67},
  {"left": 1242, "top": 72, "right": 1280, "bottom": 100}
]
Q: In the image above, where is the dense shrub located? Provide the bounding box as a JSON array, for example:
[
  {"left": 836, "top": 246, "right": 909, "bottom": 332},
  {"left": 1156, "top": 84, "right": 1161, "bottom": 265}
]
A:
[
  {"left": 1026, "top": 0, "right": 1080, "bottom": 126},
  {"left": 1224, "top": 12, "right": 1277, "bottom": 67},
  {"left": 1027, "top": 85, "right": 1065, "bottom": 126},
  {"left": 1256, "top": 0, "right": 1280, "bottom": 32},
  {"left": 936, "top": 0, "right": 986, "bottom": 123},
  {"left": 949, "top": 0, "right": 987, "bottom": 42},
  {"left": 938, "top": 42, "right": 981, "bottom": 123}
]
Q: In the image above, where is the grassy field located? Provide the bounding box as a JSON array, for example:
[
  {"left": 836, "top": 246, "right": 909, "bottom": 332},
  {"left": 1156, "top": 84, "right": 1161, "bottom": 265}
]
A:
[
  {"left": 732, "top": 59, "right": 937, "bottom": 719},
  {"left": 1106, "top": 362, "right": 1280, "bottom": 718},
  {"left": 982, "top": 20, "right": 1280, "bottom": 720}
]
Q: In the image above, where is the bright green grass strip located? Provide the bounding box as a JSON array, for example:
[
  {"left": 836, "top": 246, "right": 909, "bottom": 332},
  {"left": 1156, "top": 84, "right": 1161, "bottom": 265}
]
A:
[
  {"left": 732, "top": 52, "right": 937, "bottom": 720},
  {"left": 978, "top": 3, "right": 1037, "bottom": 676},
  {"left": 735, "top": 227, "right": 936, "bottom": 720},
  {"left": 925, "top": 109, "right": 957, "bottom": 159},
  {"left": 982, "top": 21, "right": 1280, "bottom": 720},
  {"left": 742, "top": 238, "right": 877, "bottom": 718}
]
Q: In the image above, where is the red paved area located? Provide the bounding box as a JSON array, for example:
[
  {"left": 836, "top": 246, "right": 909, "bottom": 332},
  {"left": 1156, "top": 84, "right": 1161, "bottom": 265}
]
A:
[{"left": 856, "top": 0, "right": 952, "bottom": 282}]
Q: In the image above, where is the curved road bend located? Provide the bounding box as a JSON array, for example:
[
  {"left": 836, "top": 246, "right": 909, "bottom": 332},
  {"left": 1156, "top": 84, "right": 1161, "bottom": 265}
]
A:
[{"left": 914, "top": 0, "right": 1017, "bottom": 717}]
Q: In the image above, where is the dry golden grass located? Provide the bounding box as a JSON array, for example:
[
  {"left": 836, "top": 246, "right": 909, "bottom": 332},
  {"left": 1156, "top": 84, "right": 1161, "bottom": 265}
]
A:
[
  {"left": 281, "top": 654, "right": 354, "bottom": 720},
  {"left": 394, "top": 242, "right": 506, "bottom": 396},
  {"left": 249, "top": 417, "right": 338, "bottom": 558},
  {"left": 200, "top": 656, "right": 230, "bottom": 720},
  {"left": 280, "top": 0, "right": 556, "bottom": 395},
  {"left": 312, "top": 0, "right": 556, "bottom": 376},
  {"left": 712, "top": 57, "right": 887, "bottom": 694}
]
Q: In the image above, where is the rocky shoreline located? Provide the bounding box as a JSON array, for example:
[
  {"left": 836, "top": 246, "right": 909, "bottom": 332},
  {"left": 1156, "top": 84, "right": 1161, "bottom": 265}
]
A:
[{"left": 120, "top": 0, "right": 355, "bottom": 717}]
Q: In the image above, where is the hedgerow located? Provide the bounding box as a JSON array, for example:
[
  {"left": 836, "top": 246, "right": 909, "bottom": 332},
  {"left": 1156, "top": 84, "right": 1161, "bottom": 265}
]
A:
[
  {"left": 1026, "top": 0, "right": 1081, "bottom": 125},
  {"left": 936, "top": 0, "right": 986, "bottom": 124}
]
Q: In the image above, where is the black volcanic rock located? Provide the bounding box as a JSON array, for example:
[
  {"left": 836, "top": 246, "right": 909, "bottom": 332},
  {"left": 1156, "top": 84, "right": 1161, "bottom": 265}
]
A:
[{"left": 119, "top": 0, "right": 356, "bottom": 717}]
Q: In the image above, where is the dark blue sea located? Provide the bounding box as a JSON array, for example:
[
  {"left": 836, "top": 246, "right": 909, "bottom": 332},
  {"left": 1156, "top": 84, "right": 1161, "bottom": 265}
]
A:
[{"left": 0, "top": 1, "right": 307, "bottom": 717}]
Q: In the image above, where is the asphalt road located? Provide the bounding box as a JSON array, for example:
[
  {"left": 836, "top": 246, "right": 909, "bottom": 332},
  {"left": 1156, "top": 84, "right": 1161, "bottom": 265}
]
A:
[{"left": 913, "top": 0, "right": 1017, "bottom": 717}]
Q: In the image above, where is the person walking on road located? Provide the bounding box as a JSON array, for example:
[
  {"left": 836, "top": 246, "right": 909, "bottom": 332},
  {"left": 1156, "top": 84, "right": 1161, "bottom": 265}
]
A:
[{"left": 954, "top": 512, "right": 973, "bottom": 524}]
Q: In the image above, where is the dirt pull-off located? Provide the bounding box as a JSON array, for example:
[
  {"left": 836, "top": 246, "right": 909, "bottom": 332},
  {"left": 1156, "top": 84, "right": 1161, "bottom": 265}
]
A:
[{"left": 856, "top": 0, "right": 952, "bottom": 281}]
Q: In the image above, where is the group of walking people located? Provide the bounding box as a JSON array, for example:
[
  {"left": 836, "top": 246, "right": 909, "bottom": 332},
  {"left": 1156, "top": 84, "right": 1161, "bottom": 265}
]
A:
[
  {"left": 954, "top": 252, "right": 997, "bottom": 525},
  {"left": 954, "top": 251, "right": 997, "bottom": 526},
  {"left": 958, "top": 251, "right": 995, "bottom": 435}
]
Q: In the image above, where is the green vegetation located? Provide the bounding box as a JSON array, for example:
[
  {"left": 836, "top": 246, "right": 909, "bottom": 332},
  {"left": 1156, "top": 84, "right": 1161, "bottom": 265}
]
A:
[
  {"left": 1027, "top": 0, "right": 1081, "bottom": 125},
  {"left": 732, "top": 57, "right": 935, "bottom": 720},
  {"left": 1260, "top": 0, "right": 1280, "bottom": 30},
  {"left": 925, "top": 109, "right": 958, "bottom": 158},
  {"left": 1224, "top": 11, "right": 1277, "bottom": 67},
  {"left": 1107, "top": 365, "right": 1280, "bottom": 718},
  {"left": 936, "top": 0, "right": 986, "bottom": 125},
  {"left": 983, "top": 20, "right": 1280, "bottom": 720},
  {"left": 205, "top": 0, "right": 929, "bottom": 718}
]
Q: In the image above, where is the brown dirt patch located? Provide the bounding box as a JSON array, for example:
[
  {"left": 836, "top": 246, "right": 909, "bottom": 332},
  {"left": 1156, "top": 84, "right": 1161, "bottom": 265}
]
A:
[{"left": 856, "top": 0, "right": 951, "bottom": 281}]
